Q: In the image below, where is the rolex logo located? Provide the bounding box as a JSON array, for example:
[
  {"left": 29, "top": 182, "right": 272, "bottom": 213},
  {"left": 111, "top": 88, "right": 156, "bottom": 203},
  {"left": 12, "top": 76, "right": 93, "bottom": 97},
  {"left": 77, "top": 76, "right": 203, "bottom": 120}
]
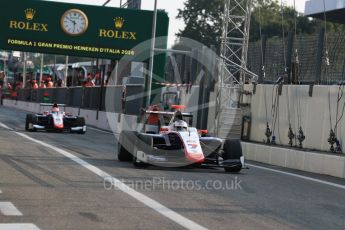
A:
[
  {"left": 24, "top": 8, "right": 36, "bottom": 20},
  {"left": 114, "top": 17, "right": 124, "bottom": 29}
]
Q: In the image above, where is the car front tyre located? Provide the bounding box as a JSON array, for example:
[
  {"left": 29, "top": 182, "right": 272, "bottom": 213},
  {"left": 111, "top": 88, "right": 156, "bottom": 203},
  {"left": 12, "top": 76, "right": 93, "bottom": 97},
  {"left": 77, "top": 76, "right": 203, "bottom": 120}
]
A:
[
  {"left": 117, "top": 131, "right": 136, "bottom": 162},
  {"left": 25, "top": 114, "right": 36, "bottom": 132},
  {"left": 223, "top": 139, "right": 243, "bottom": 173},
  {"left": 75, "top": 117, "right": 86, "bottom": 134},
  {"left": 224, "top": 165, "right": 242, "bottom": 173}
]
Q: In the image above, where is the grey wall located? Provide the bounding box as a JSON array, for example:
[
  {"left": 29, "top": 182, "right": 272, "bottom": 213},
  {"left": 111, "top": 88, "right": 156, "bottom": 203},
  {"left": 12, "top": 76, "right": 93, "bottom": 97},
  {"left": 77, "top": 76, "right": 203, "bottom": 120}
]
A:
[
  {"left": 245, "top": 84, "right": 345, "bottom": 152},
  {"left": 15, "top": 85, "right": 145, "bottom": 116}
]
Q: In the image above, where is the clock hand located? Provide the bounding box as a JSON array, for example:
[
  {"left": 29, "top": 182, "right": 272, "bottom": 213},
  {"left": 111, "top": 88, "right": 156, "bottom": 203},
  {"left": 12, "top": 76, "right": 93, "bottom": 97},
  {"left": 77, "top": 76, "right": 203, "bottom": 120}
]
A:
[{"left": 66, "top": 17, "right": 76, "bottom": 25}]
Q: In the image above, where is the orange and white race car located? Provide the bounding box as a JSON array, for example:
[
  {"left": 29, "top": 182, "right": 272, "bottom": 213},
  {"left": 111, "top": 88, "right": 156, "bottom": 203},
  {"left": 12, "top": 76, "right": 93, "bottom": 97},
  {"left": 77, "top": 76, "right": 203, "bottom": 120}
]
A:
[
  {"left": 25, "top": 103, "right": 86, "bottom": 134},
  {"left": 117, "top": 105, "right": 244, "bottom": 173}
]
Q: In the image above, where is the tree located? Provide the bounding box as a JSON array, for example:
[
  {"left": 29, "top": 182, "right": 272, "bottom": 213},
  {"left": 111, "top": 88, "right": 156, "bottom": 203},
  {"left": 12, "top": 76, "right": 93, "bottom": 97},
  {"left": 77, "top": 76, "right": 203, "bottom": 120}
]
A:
[
  {"left": 250, "top": 0, "right": 286, "bottom": 41},
  {"left": 250, "top": 0, "right": 345, "bottom": 41},
  {"left": 176, "top": 0, "right": 345, "bottom": 46},
  {"left": 176, "top": 0, "right": 224, "bottom": 50}
]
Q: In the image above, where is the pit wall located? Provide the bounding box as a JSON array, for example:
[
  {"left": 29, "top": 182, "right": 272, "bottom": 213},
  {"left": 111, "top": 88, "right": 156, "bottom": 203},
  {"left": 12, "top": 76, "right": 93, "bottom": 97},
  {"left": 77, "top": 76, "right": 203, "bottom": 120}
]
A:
[
  {"left": 243, "top": 84, "right": 345, "bottom": 153},
  {"left": 241, "top": 142, "right": 345, "bottom": 178},
  {"left": 2, "top": 99, "right": 141, "bottom": 135},
  {"left": 241, "top": 84, "right": 345, "bottom": 178}
]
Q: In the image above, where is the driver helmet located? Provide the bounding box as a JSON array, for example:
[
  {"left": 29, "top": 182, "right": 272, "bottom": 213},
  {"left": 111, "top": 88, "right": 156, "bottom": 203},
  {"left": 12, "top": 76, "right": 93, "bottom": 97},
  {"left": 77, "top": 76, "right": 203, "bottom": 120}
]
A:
[
  {"left": 52, "top": 103, "right": 60, "bottom": 112},
  {"left": 175, "top": 111, "right": 183, "bottom": 120},
  {"left": 174, "top": 120, "right": 188, "bottom": 132}
]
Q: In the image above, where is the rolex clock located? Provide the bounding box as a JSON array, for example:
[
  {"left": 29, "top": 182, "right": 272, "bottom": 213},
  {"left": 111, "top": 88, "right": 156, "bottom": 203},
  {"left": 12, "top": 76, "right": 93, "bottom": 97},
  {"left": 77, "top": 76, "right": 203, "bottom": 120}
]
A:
[{"left": 61, "top": 9, "right": 88, "bottom": 36}]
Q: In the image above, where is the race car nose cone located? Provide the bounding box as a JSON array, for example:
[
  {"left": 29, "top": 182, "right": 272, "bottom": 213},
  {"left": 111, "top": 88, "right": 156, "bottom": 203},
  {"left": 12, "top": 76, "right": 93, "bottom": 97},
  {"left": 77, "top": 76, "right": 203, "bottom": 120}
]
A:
[
  {"left": 54, "top": 123, "right": 64, "bottom": 129},
  {"left": 186, "top": 152, "right": 205, "bottom": 163}
]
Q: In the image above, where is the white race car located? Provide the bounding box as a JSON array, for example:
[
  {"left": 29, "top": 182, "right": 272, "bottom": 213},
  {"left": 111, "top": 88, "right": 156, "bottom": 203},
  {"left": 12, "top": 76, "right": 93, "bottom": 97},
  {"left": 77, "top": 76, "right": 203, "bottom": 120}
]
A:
[
  {"left": 117, "top": 106, "right": 244, "bottom": 172},
  {"left": 25, "top": 103, "right": 86, "bottom": 134}
]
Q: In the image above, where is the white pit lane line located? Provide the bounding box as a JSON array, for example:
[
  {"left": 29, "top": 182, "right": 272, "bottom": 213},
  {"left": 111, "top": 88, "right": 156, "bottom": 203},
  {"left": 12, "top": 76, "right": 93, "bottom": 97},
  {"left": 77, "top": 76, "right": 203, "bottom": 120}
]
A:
[
  {"left": 0, "top": 202, "right": 23, "bottom": 216},
  {"left": 0, "top": 122, "right": 207, "bottom": 230},
  {"left": 0, "top": 224, "right": 41, "bottom": 230},
  {"left": 246, "top": 163, "right": 345, "bottom": 190}
]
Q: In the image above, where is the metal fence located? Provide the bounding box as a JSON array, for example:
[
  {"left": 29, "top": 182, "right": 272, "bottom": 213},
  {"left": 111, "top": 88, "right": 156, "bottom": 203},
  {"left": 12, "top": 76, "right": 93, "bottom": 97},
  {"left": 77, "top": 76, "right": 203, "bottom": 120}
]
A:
[
  {"left": 321, "top": 32, "right": 345, "bottom": 83},
  {"left": 247, "top": 31, "right": 345, "bottom": 84},
  {"left": 16, "top": 85, "right": 145, "bottom": 116}
]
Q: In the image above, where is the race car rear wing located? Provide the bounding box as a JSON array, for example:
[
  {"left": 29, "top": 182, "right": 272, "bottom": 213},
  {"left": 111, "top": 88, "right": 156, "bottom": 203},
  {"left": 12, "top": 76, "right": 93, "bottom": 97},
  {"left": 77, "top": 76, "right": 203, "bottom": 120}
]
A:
[
  {"left": 154, "top": 82, "right": 192, "bottom": 87},
  {"left": 144, "top": 110, "right": 193, "bottom": 117},
  {"left": 39, "top": 103, "right": 66, "bottom": 107},
  {"left": 39, "top": 103, "right": 66, "bottom": 113}
]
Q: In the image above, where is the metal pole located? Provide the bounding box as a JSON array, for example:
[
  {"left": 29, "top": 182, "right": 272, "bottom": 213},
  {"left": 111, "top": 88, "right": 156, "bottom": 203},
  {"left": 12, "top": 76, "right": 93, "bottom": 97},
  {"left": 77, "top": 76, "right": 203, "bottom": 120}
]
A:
[
  {"left": 286, "top": 32, "right": 294, "bottom": 84},
  {"left": 114, "top": 60, "right": 119, "bottom": 85},
  {"left": 53, "top": 55, "right": 56, "bottom": 87},
  {"left": 23, "top": 52, "right": 27, "bottom": 88},
  {"left": 146, "top": 0, "right": 158, "bottom": 107},
  {"left": 39, "top": 54, "right": 44, "bottom": 85},
  {"left": 72, "top": 68, "right": 75, "bottom": 87},
  {"left": 3, "top": 56, "right": 7, "bottom": 84},
  {"left": 215, "top": 0, "right": 230, "bottom": 136},
  {"left": 154, "top": 48, "right": 192, "bottom": 55},
  {"left": 98, "top": 59, "right": 106, "bottom": 119},
  {"left": 315, "top": 28, "right": 325, "bottom": 84},
  {"left": 102, "top": 0, "right": 111, "bottom": 6},
  {"left": 64, "top": 55, "right": 69, "bottom": 87}
]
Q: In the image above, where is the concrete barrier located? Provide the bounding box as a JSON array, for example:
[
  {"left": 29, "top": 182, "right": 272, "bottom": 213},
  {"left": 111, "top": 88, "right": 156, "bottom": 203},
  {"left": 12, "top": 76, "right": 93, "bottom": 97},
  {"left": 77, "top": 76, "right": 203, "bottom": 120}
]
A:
[
  {"left": 2, "top": 99, "right": 141, "bottom": 135},
  {"left": 245, "top": 84, "right": 345, "bottom": 153},
  {"left": 241, "top": 142, "right": 345, "bottom": 179}
]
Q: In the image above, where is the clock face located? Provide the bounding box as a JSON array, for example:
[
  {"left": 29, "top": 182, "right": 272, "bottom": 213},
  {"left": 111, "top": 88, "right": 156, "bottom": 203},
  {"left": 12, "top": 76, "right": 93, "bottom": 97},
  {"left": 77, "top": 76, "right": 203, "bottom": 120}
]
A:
[{"left": 61, "top": 9, "right": 88, "bottom": 36}]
